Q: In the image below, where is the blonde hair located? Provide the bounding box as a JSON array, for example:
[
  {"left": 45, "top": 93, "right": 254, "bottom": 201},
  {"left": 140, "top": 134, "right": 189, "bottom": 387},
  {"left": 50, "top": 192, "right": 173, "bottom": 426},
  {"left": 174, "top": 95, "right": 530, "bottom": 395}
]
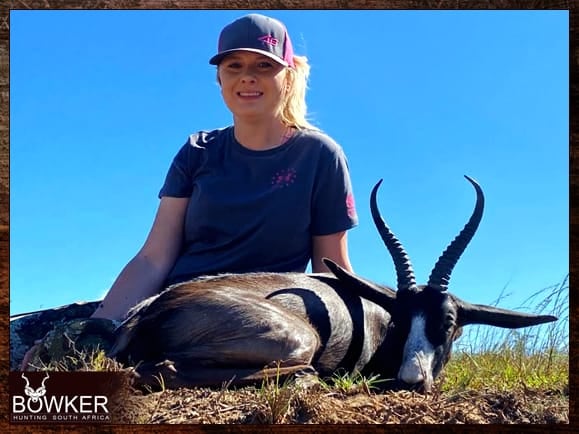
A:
[{"left": 281, "top": 55, "right": 318, "bottom": 130}]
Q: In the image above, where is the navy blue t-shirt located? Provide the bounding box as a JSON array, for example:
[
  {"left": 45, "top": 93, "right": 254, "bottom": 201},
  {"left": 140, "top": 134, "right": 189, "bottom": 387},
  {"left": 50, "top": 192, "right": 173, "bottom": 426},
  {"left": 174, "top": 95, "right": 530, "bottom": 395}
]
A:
[{"left": 159, "top": 126, "right": 358, "bottom": 285}]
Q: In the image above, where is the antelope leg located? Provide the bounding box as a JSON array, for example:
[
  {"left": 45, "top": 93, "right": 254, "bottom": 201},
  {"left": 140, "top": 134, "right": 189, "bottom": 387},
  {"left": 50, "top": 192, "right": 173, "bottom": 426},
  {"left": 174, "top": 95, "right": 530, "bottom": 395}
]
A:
[{"left": 131, "top": 362, "right": 317, "bottom": 390}]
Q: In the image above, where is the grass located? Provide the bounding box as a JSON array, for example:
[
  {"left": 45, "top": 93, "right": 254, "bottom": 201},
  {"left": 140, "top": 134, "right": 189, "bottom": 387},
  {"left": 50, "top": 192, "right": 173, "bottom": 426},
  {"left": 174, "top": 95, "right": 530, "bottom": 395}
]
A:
[
  {"left": 319, "top": 370, "right": 388, "bottom": 395},
  {"left": 33, "top": 344, "right": 124, "bottom": 373},
  {"left": 442, "top": 274, "right": 569, "bottom": 394},
  {"left": 258, "top": 363, "right": 298, "bottom": 423}
]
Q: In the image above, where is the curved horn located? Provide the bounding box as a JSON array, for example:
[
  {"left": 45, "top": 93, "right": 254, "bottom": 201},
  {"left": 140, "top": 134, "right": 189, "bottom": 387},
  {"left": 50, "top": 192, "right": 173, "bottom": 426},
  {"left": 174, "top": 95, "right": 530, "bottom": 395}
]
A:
[
  {"left": 21, "top": 373, "right": 31, "bottom": 389},
  {"left": 41, "top": 372, "right": 50, "bottom": 388},
  {"left": 427, "top": 175, "right": 484, "bottom": 291},
  {"left": 370, "top": 179, "right": 417, "bottom": 292}
]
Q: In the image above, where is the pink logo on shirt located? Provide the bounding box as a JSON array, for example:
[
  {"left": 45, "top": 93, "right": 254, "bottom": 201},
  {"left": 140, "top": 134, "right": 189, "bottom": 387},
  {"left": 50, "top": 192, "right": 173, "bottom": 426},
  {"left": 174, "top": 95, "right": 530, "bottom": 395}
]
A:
[
  {"left": 346, "top": 193, "right": 357, "bottom": 219},
  {"left": 271, "top": 168, "right": 296, "bottom": 189}
]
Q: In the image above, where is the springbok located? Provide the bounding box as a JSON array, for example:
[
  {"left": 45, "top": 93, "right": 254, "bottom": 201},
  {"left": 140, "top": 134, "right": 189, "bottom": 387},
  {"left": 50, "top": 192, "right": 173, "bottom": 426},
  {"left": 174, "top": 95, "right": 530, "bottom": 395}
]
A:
[{"left": 108, "top": 176, "right": 557, "bottom": 391}]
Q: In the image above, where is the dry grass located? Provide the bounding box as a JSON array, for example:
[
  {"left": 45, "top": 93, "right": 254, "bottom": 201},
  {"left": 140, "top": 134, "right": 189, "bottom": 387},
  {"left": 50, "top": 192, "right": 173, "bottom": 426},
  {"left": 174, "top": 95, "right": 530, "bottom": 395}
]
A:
[{"left": 120, "top": 383, "right": 568, "bottom": 424}]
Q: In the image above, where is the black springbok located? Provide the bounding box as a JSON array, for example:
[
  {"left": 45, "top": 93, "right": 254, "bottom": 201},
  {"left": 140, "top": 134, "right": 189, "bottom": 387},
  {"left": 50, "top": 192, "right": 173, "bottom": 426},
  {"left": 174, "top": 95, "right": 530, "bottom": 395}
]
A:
[{"left": 108, "top": 176, "right": 557, "bottom": 391}]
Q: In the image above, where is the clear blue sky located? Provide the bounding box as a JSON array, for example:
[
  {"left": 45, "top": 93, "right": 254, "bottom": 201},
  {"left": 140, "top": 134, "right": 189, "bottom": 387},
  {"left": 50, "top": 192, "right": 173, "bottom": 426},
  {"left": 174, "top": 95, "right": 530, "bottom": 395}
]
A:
[{"left": 10, "top": 10, "right": 568, "bottom": 323}]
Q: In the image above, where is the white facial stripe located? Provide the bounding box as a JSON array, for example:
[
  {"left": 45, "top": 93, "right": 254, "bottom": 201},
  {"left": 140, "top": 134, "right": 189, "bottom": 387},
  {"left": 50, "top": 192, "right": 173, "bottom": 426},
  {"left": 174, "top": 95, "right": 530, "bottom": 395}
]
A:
[{"left": 398, "top": 314, "right": 435, "bottom": 386}]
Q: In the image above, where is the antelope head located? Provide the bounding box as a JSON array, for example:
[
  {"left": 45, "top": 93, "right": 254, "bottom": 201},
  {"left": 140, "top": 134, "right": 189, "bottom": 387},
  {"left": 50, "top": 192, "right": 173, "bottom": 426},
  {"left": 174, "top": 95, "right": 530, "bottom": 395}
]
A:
[
  {"left": 327, "top": 176, "right": 557, "bottom": 392},
  {"left": 377, "top": 176, "right": 556, "bottom": 390},
  {"left": 21, "top": 372, "right": 49, "bottom": 402}
]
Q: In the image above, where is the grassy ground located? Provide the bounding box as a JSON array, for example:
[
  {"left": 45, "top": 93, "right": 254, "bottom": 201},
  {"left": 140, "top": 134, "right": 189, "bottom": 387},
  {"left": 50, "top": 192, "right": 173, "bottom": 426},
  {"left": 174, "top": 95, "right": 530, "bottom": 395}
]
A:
[{"left": 443, "top": 274, "right": 569, "bottom": 394}]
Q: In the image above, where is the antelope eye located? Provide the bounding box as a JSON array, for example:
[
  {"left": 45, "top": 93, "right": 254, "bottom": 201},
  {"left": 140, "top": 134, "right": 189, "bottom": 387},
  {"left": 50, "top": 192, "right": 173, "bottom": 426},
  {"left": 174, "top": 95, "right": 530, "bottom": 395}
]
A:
[{"left": 443, "top": 314, "right": 455, "bottom": 331}]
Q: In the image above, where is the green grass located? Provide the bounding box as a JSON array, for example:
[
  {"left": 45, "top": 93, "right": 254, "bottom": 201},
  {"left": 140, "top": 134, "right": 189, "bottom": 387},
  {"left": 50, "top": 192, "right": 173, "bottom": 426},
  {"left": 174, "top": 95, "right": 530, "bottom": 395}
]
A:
[
  {"left": 442, "top": 275, "right": 569, "bottom": 393},
  {"left": 319, "top": 370, "right": 388, "bottom": 395},
  {"left": 258, "top": 363, "right": 298, "bottom": 423}
]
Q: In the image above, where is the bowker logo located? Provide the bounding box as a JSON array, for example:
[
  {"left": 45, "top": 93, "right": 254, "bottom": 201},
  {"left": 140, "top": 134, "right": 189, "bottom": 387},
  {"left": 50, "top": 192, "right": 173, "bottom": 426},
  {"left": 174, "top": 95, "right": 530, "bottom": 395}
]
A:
[{"left": 11, "top": 372, "right": 111, "bottom": 423}]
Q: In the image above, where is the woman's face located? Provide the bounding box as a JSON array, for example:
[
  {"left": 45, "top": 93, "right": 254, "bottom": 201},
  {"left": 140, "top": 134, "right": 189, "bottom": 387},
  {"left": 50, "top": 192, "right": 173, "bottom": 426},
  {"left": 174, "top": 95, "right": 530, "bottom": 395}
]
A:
[{"left": 217, "top": 51, "right": 288, "bottom": 122}]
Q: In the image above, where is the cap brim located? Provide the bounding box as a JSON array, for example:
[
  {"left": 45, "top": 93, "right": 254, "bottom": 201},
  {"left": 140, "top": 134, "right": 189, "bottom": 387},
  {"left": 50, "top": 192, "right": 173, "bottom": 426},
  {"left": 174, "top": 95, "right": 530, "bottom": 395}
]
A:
[{"left": 209, "top": 48, "right": 288, "bottom": 66}]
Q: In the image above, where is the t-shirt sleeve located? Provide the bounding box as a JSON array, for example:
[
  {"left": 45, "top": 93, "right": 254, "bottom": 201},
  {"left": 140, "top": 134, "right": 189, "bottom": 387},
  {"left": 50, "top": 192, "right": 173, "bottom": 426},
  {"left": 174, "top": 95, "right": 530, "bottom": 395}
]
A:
[
  {"left": 311, "top": 143, "right": 358, "bottom": 236},
  {"left": 158, "top": 138, "right": 196, "bottom": 198}
]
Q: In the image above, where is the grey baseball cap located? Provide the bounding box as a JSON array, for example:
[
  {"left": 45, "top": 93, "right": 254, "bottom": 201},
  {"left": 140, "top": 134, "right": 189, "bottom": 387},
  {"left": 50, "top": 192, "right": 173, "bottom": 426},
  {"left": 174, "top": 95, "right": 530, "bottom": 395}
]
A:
[{"left": 209, "top": 14, "right": 295, "bottom": 67}]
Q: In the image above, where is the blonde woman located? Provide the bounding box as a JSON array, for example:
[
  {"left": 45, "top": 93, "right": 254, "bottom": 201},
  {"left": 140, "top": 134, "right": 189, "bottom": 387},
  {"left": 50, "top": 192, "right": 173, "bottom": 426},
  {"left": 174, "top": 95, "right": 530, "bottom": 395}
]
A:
[{"left": 91, "top": 14, "right": 358, "bottom": 321}]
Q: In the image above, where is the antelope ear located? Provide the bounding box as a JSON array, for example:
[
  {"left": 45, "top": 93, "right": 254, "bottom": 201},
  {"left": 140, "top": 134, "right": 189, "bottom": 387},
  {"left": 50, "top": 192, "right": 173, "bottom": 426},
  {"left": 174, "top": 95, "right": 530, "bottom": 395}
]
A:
[
  {"left": 457, "top": 299, "right": 557, "bottom": 328},
  {"left": 322, "top": 258, "right": 396, "bottom": 310}
]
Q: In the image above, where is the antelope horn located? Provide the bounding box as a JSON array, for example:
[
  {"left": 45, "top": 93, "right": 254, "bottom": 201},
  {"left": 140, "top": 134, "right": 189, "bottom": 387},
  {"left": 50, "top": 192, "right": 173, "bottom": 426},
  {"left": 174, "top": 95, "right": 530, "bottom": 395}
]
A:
[
  {"left": 370, "top": 179, "right": 417, "bottom": 292},
  {"left": 427, "top": 175, "right": 484, "bottom": 291},
  {"left": 41, "top": 372, "right": 50, "bottom": 388},
  {"left": 21, "top": 373, "right": 30, "bottom": 388}
]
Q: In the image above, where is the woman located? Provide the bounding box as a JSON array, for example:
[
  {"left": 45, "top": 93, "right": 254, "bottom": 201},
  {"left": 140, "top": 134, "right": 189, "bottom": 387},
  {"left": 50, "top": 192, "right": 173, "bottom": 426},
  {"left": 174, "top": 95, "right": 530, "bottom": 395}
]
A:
[
  {"left": 18, "top": 13, "right": 357, "bottom": 370},
  {"left": 97, "top": 14, "right": 359, "bottom": 322}
]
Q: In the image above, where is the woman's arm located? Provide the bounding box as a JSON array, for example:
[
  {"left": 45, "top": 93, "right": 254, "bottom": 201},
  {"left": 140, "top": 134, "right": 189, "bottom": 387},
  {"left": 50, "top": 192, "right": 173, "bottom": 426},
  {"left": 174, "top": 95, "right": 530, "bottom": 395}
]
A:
[
  {"left": 311, "top": 230, "right": 353, "bottom": 273},
  {"left": 90, "top": 196, "right": 189, "bottom": 321}
]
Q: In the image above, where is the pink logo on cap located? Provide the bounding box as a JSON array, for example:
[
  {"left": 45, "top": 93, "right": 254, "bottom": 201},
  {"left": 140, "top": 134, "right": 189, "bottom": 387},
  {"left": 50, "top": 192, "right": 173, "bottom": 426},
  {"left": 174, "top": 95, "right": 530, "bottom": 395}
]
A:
[{"left": 258, "top": 35, "right": 278, "bottom": 46}]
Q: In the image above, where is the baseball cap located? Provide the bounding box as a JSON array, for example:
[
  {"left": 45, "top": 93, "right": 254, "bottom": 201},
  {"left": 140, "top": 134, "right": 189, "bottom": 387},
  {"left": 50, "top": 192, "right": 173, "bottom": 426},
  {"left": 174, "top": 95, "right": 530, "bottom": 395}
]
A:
[{"left": 209, "top": 14, "right": 295, "bottom": 68}]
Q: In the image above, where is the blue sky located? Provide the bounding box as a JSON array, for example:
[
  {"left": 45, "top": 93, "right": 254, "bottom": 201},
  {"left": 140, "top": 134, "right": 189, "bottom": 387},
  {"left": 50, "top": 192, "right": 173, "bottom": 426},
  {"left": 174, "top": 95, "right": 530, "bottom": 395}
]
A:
[{"left": 10, "top": 10, "right": 568, "bottom": 328}]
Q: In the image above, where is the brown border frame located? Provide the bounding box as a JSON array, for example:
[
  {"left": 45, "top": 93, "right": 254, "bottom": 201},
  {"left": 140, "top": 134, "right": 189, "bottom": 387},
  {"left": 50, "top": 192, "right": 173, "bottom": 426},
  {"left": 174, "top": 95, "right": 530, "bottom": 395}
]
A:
[{"left": 0, "top": 1, "right": 575, "bottom": 432}]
